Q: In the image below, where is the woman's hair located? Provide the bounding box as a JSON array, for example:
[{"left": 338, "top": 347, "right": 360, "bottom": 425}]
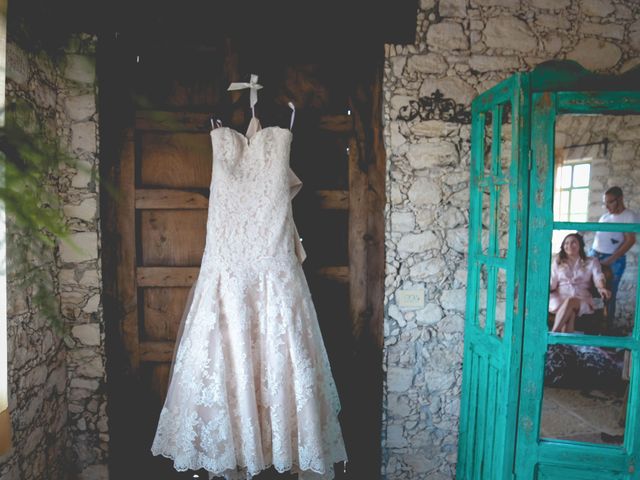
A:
[{"left": 558, "top": 233, "right": 587, "bottom": 262}]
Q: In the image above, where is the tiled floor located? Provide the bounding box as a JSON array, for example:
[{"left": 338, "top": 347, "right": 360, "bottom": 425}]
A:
[{"left": 540, "top": 386, "right": 626, "bottom": 444}]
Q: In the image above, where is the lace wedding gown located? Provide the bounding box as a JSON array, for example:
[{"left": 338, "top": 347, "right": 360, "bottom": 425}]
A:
[{"left": 151, "top": 116, "right": 347, "bottom": 480}]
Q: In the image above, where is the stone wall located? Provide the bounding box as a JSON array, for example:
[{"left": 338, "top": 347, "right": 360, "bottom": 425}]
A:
[
  {"left": 0, "top": 34, "right": 106, "bottom": 480},
  {"left": 381, "top": 1, "right": 640, "bottom": 478}
]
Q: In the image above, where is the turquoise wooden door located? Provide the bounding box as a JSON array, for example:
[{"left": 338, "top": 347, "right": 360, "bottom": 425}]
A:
[
  {"left": 457, "top": 74, "right": 530, "bottom": 479},
  {"left": 515, "top": 90, "right": 640, "bottom": 478}
]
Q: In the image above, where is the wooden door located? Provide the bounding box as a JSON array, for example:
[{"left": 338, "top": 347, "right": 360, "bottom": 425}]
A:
[
  {"left": 102, "top": 36, "right": 385, "bottom": 478},
  {"left": 456, "top": 74, "right": 530, "bottom": 479},
  {"left": 515, "top": 90, "right": 640, "bottom": 479}
]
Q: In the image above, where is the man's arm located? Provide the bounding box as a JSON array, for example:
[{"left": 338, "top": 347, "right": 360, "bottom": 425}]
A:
[{"left": 601, "top": 232, "right": 636, "bottom": 266}]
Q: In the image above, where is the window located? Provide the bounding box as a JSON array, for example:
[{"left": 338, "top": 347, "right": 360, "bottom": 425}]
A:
[{"left": 553, "top": 162, "right": 591, "bottom": 222}]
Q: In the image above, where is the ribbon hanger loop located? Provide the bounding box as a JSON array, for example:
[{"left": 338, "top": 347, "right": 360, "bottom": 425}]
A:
[{"left": 228, "top": 74, "right": 263, "bottom": 118}]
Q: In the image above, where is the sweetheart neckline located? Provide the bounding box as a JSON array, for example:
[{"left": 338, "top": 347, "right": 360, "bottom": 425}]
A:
[{"left": 210, "top": 125, "right": 292, "bottom": 145}]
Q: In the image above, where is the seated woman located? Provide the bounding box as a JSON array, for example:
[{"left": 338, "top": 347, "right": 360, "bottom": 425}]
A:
[{"left": 549, "top": 233, "right": 611, "bottom": 333}]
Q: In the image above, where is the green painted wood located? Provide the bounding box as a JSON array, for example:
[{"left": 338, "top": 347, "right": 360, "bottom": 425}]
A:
[
  {"left": 515, "top": 88, "right": 640, "bottom": 479},
  {"left": 557, "top": 91, "right": 640, "bottom": 112},
  {"left": 547, "top": 333, "right": 638, "bottom": 349},
  {"left": 553, "top": 221, "right": 640, "bottom": 233},
  {"left": 462, "top": 62, "right": 640, "bottom": 480},
  {"left": 458, "top": 73, "right": 530, "bottom": 480},
  {"left": 529, "top": 60, "right": 640, "bottom": 93}
]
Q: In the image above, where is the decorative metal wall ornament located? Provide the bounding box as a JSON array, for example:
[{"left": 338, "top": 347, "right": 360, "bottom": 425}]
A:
[{"left": 396, "top": 89, "right": 472, "bottom": 123}]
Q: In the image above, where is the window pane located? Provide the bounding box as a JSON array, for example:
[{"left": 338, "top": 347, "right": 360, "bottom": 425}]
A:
[
  {"left": 559, "top": 165, "right": 572, "bottom": 189},
  {"left": 558, "top": 190, "right": 570, "bottom": 220},
  {"left": 572, "top": 163, "right": 591, "bottom": 188},
  {"left": 570, "top": 188, "right": 589, "bottom": 214},
  {"left": 540, "top": 345, "right": 628, "bottom": 445}
]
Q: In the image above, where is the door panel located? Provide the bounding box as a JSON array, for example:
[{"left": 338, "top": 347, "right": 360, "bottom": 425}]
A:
[
  {"left": 457, "top": 74, "right": 530, "bottom": 480},
  {"left": 515, "top": 91, "right": 640, "bottom": 478}
]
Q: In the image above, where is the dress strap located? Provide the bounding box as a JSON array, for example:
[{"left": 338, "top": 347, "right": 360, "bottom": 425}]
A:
[
  {"left": 210, "top": 117, "right": 222, "bottom": 130},
  {"left": 288, "top": 101, "right": 296, "bottom": 130},
  {"left": 228, "top": 74, "right": 263, "bottom": 118}
]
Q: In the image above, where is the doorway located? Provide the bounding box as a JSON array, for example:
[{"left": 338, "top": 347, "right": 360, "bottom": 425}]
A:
[{"left": 99, "top": 5, "right": 394, "bottom": 477}]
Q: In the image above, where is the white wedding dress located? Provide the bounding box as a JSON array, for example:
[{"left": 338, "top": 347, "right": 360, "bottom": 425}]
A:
[{"left": 151, "top": 115, "right": 347, "bottom": 480}]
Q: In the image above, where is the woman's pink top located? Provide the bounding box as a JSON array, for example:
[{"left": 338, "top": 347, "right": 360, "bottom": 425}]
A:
[{"left": 549, "top": 256, "right": 605, "bottom": 316}]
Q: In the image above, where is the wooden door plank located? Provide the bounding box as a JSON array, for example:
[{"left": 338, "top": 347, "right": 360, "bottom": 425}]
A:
[
  {"left": 319, "top": 114, "right": 353, "bottom": 133},
  {"left": 365, "top": 60, "right": 386, "bottom": 349},
  {"left": 348, "top": 134, "right": 369, "bottom": 340},
  {"left": 116, "top": 129, "right": 140, "bottom": 370},
  {"left": 136, "top": 189, "right": 209, "bottom": 209},
  {"left": 139, "top": 132, "right": 212, "bottom": 188},
  {"left": 139, "top": 341, "right": 174, "bottom": 362},
  {"left": 315, "top": 190, "right": 349, "bottom": 210},
  {"left": 139, "top": 210, "right": 207, "bottom": 266},
  {"left": 137, "top": 267, "right": 199, "bottom": 287},
  {"left": 143, "top": 287, "right": 190, "bottom": 340},
  {"left": 316, "top": 266, "right": 350, "bottom": 283}
]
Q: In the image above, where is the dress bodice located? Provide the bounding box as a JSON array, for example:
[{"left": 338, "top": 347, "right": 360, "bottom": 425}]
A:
[{"left": 204, "top": 121, "right": 303, "bottom": 270}]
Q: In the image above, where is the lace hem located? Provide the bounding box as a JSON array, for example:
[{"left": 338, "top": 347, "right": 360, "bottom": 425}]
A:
[{"left": 151, "top": 449, "right": 347, "bottom": 480}]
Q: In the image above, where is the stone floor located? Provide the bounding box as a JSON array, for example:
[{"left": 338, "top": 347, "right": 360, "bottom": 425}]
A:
[{"left": 540, "top": 386, "right": 627, "bottom": 444}]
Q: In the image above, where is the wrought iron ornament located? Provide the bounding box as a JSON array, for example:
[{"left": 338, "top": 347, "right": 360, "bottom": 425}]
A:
[{"left": 397, "top": 89, "right": 471, "bottom": 123}]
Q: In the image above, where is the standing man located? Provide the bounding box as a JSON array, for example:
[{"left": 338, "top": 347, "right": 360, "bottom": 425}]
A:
[{"left": 590, "top": 186, "right": 638, "bottom": 330}]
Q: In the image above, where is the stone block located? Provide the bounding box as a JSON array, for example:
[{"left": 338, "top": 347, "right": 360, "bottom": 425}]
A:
[
  {"left": 440, "top": 314, "right": 465, "bottom": 333},
  {"left": 59, "top": 232, "right": 98, "bottom": 263},
  {"left": 72, "top": 323, "right": 101, "bottom": 346},
  {"left": 581, "top": 0, "right": 615, "bottom": 17},
  {"left": 630, "top": 20, "right": 640, "bottom": 51},
  {"left": 445, "top": 228, "right": 469, "bottom": 253},
  {"left": 65, "top": 94, "right": 97, "bottom": 121},
  {"left": 387, "top": 367, "right": 414, "bottom": 392},
  {"left": 581, "top": 22, "right": 625, "bottom": 40},
  {"left": 391, "top": 211, "right": 416, "bottom": 232},
  {"left": 469, "top": 55, "right": 520, "bottom": 72},
  {"left": 535, "top": 13, "right": 571, "bottom": 30},
  {"left": 386, "top": 424, "right": 407, "bottom": 447},
  {"left": 397, "top": 231, "right": 441, "bottom": 253},
  {"left": 440, "top": 288, "right": 467, "bottom": 312},
  {"left": 407, "top": 141, "right": 459, "bottom": 169},
  {"left": 71, "top": 122, "right": 97, "bottom": 154},
  {"left": 410, "top": 258, "right": 446, "bottom": 279},
  {"left": 484, "top": 15, "right": 537, "bottom": 52},
  {"left": 427, "top": 22, "right": 469, "bottom": 51},
  {"left": 76, "top": 356, "right": 104, "bottom": 378},
  {"left": 566, "top": 38, "right": 622, "bottom": 71},
  {"left": 64, "top": 197, "right": 97, "bottom": 221},
  {"left": 390, "top": 56, "right": 407, "bottom": 77},
  {"left": 65, "top": 55, "right": 96, "bottom": 83},
  {"left": 83, "top": 294, "right": 101, "bottom": 314},
  {"left": 528, "top": 0, "right": 569, "bottom": 8},
  {"left": 440, "top": 0, "right": 467, "bottom": 17},
  {"left": 407, "top": 177, "right": 442, "bottom": 207},
  {"left": 421, "top": 0, "right": 436, "bottom": 9},
  {"left": 7, "top": 43, "right": 29, "bottom": 85},
  {"left": 416, "top": 303, "right": 444, "bottom": 325},
  {"left": 407, "top": 53, "right": 448, "bottom": 75}
]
